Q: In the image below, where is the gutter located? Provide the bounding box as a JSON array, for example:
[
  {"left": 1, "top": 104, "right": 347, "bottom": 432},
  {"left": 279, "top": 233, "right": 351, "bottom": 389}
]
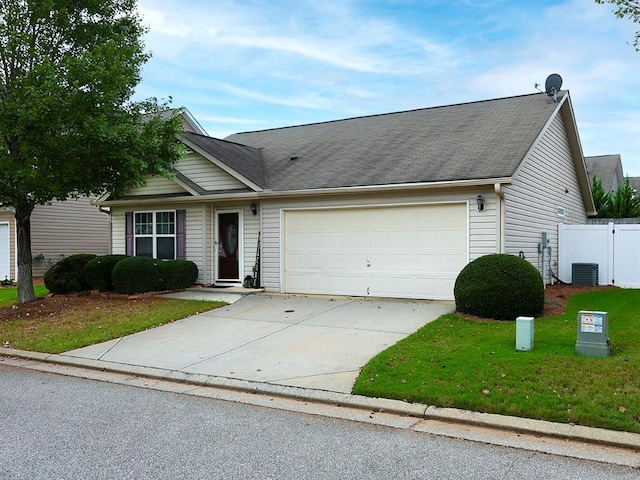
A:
[{"left": 94, "top": 177, "right": 514, "bottom": 207}]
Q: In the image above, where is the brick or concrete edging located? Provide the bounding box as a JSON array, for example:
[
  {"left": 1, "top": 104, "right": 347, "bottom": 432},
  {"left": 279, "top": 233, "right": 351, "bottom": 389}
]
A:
[{"left": 2, "top": 347, "right": 640, "bottom": 453}]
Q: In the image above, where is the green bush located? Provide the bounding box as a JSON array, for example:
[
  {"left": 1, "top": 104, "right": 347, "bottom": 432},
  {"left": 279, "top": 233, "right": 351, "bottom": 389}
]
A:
[
  {"left": 44, "top": 253, "right": 97, "bottom": 294},
  {"left": 111, "top": 256, "right": 162, "bottom": 294},
  {"left": 157, "top": 260, "right": 198, "bottom": 290},
  {"left": 454, "top": 254, "right": 544, "bottom": 321},
  {"left": 83, "top": 255, "right": 129, "bottom": 291}
]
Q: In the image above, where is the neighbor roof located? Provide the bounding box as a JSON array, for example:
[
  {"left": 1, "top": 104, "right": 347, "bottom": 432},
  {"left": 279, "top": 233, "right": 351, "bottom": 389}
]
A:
[
  {"left": 224, "top": 92, "right": 567, "bottom": 191},
  {"left": 584, "top": 154, "right": 623, "bottom": 192}
]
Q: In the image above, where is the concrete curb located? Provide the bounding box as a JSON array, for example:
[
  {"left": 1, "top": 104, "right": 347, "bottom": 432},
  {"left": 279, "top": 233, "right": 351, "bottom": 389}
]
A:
[{"left": 2, "top": 347, "right": 640, "bottom": 453}]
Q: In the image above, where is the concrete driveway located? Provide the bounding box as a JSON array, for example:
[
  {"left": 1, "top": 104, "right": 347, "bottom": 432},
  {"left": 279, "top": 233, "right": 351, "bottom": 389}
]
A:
[{"left": 62, "top": 294, "right": 453, "bottom": 393}]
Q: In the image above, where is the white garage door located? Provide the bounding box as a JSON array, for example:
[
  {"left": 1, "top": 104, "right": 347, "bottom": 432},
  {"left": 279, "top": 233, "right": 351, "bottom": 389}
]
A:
[
  {"left": 0, "top": 224, "right": 10, "bottom": 281},
  {"left": 283, "top": 203, "right": 468, "bottom": 300}
]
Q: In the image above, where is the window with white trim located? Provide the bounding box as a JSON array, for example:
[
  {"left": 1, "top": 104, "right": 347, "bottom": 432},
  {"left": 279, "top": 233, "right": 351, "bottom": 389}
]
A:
[{"left": 134, "top": 211, "right": 176, "bottom": 259}]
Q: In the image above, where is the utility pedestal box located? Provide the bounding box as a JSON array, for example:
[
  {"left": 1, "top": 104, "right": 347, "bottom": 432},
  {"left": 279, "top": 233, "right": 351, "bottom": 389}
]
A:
[
  {"left": 576, "top": 311, "right": 609, "bottom": 358},
  {"left": 516, "top": 316, "right": 534, "bottom": 351}
]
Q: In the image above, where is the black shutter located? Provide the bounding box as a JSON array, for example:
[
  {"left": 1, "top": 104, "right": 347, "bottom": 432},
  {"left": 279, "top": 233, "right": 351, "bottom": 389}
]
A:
[
  {"left": 176, "top": 209, "right": 186, "bottom": 260},
  {"left": 125, "top": 212, "right": 133, "bottom": 256}
]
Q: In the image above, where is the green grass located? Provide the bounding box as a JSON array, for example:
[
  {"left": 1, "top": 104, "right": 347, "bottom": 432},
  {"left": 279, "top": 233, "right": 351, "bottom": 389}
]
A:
[
  {"left": 353, "top": 288, "right": 640, "bottom": 433},
  {"left": 0, "top": 286, "right": 224, "bottom": 354},
  {"left": 0, "top": 285, "right": 49, "bottom": 307}
]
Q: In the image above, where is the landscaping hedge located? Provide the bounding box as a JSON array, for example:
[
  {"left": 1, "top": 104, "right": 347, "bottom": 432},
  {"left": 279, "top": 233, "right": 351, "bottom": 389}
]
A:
[
  {"left": 111, "top": 256, "right": 162, "bottom": 294},
  {"left": 44, "top": 253, "right": 97, "bottom": 294},
  {"left": 83, "top": 255, "right": 129, "bottom": 291},
  {"left": 157, "top": 260, "right": 198, "bottom": 290},
  {"left": 453, "top": 253, "right": 544, "bottom": 321}
]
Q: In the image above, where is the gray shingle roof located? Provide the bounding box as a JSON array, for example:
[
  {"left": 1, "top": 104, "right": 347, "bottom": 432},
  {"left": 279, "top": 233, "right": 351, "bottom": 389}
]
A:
[
  {"left": 584, "top": 154, "right": 623, "bottom": 192},
  {"left": 224, "top": 92, "right": 564, "bottom": 191},
  {"left": 182, "top": 131, "right": 267, "bottom": 188}
]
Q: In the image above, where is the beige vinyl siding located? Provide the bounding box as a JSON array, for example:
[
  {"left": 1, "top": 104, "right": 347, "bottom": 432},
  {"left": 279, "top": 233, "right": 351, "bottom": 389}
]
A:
[
  {"left": 30, "top": 197, "right": 110, "bottom": 276},
  {"left": 503, "top": 112, "right": 587, "bottom": 283},
  {"left": 175, "top": 152, "right": 248, "bottom": 191},
  {"left": 125, "top": 176, "right": 187, "bottom": 196},
  {"left": 0, "top": 211, "right": 16, "bottom": 280},
  {"left": 111, "top": 203, "right": 207, "bottom": 284},
  {"left": 260, "top": 189, "right": 498, "bottom": 293}
]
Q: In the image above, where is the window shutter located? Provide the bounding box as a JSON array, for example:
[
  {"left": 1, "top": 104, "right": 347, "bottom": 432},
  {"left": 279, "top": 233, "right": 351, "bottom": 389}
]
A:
[
  {"left": 176, "top": 209, "right": 186, "bottom": 260},
  {"left": 125, "top": 212, "right": 133, "bottom": 256}
]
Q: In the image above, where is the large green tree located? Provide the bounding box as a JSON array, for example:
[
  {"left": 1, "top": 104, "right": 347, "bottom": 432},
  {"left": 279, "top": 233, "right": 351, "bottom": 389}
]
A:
[
  {"left": 596, "top": 0, "right": 640, "bottom": 49},
  {"left": 0, "top": 0, "right": 184, "bottom": 304}
]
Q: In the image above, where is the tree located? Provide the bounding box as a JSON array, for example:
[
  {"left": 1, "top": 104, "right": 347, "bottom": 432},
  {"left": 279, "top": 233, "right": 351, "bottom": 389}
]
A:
[
  {"left": 591, "top": 175, "right": 613, "bottom": 217},
  {"left": 592, "top": 175, "right": 640, "bottom": 218},
  {"left": 596, "top": 0, "right": 640, "bottom": 50},
  {"left": 0, "top": 1, "right": 185, "bottom": 304}
]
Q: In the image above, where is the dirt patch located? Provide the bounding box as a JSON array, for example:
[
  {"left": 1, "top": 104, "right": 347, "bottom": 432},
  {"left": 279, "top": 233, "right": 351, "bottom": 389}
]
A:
[
  {"left": 541, "top": 283, "right": 615, "bottom": 317},
  {"left": 0, "top": 290, "right": 163, "bottom": 324}
]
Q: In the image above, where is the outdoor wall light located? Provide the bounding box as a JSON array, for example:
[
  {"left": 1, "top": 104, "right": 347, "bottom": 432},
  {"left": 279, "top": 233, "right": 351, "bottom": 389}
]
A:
[
  {"left": 476, "top": 194, "right": 485, "bottom": 212},
  {"left": 250, "top": 202, "right": 258, "bottom": 216}
]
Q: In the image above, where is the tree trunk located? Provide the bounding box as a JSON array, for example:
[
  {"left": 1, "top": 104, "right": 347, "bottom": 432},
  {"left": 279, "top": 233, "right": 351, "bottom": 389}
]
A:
[{"left": 15, "top": 204, "right": 36, "bottom": 304}]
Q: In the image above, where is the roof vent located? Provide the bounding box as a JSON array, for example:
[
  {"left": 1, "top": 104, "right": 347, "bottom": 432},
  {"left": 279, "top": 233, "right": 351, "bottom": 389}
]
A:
[{"left": 290, "top": 155, "right": 299, "bottom": 161}]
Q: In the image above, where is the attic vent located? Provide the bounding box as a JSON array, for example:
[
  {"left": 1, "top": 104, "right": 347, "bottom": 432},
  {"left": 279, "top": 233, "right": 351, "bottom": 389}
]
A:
[{"left": 290, "top": 155, "right": 299, "bottom": 161}]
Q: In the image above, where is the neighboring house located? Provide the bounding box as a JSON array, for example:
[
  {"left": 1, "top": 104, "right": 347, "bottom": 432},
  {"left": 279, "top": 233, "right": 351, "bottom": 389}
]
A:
[
  {"left": 0, "top": 196, "right": 110, "bottom": 281},
  {"left": 629, "top": 176, "right": 640, "bottom": 192},
  {"left": 97, "top": 91, "right": 595, "bottom": 301},
  {"left": 584, "top": 154, "right": 624, "bottom": 192}
]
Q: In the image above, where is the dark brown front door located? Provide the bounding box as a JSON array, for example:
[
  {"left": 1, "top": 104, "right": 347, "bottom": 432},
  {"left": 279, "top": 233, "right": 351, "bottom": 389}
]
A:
[{"left": 217, "top": 212, "right": 239, "bottom": 281}]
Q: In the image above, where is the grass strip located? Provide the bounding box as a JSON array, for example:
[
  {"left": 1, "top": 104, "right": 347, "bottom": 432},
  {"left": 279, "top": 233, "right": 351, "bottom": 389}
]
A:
[{"left": 353, "top": 289, "right": 640, "bottom": 433}]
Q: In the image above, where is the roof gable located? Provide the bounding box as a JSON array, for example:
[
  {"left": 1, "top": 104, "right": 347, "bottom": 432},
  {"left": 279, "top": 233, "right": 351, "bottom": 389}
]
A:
[
  {"left": 182, "top": 132, "right": 267, "bottom": 190},
  {"left": 225, "top": 93, "right": 565, "bottom": 191},
  {"left": 585, "top": 154, "right": 624, "bottom": 192}
]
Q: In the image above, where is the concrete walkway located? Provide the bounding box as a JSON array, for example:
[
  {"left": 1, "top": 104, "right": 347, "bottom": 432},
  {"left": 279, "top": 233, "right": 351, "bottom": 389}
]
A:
[{"left": 61, "top": 293, "right": 454, "bottom": 393}]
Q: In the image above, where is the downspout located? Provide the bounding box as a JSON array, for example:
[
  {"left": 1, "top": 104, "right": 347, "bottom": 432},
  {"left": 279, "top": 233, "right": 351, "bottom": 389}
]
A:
[{"left": 494, "top": 183, "right": 505, "bottom": 253}]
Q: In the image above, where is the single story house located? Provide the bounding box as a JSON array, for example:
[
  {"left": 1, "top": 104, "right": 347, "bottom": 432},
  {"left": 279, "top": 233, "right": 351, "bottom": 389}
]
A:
[
  {"left": 96, "top": 91, "right": 595, "bottom": 301},
  {"left": 0, "top": 196, "right": 110, "bottom": 281}
]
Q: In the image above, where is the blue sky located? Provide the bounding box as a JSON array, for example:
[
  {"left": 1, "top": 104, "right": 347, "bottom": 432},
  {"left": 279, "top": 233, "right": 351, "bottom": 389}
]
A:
[{"left": 135, "top": 0, "right": 640, "bottom": 175}]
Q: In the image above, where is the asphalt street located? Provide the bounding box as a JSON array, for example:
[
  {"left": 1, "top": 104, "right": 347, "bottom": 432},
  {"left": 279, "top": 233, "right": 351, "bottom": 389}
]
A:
[{"left": 1, "top": 365, "right": 637, "bottom": 480}]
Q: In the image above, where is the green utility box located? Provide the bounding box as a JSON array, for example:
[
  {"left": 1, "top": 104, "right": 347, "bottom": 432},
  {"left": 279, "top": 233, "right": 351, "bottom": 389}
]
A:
[
  {"left": 516, "top": 316, "right": 534, "bottom": 351},
  {"left": 576, "top": 311, "right": 610, "bottom": 358}
]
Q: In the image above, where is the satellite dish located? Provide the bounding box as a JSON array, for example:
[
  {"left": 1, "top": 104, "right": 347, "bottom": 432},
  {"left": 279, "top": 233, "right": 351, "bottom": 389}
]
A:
[{"left": 544, "top": 73, "right": 562, "bottom": 102}]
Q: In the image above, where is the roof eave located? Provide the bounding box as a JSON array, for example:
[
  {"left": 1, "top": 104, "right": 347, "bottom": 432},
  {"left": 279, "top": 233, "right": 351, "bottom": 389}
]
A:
[{"left": 94, "top": 177, "right": 513, "bottom": 207}]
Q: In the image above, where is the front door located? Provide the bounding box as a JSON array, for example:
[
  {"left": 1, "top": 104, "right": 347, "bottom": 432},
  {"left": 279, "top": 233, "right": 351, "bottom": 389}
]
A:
[{"left": 215, "top": 210, "right": 242, "bottom": 284}]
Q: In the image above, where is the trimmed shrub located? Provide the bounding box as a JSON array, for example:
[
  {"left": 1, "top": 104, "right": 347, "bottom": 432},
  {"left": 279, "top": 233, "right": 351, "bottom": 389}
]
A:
[
  {"left": 454, "top": 254, "right": 544, "bottom": 321},
  {"left": 157, "top": 260, "right": 198, "bottom": 290},
  {"left": 111, "top": 256, "right": 161, "bottom": 294},
  {"left": 83, "top": 255, "right": 129, "bottom": 291},
  {"left": 44, "top": 253, "right": 97, "bottom": 294}
]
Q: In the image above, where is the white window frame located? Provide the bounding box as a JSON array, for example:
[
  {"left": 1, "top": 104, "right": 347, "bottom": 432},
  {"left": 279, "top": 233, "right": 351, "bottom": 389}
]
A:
[{"left": 134, "top": 210, "right": 177, "bottom": 259}]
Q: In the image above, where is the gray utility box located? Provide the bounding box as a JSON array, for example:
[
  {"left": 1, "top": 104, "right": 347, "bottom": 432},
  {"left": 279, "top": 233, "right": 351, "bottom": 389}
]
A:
[
  {"left": 575, "top": 310, "right": 609, "bottom": 358},
  {"left": 572, "top": 263, "right": 598, "bottom": 286}
]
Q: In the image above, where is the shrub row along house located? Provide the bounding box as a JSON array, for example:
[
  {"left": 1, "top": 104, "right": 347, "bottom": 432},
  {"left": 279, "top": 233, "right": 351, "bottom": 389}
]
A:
[{"left": 94, "top": 90, "right": 595, "bottom": 301}]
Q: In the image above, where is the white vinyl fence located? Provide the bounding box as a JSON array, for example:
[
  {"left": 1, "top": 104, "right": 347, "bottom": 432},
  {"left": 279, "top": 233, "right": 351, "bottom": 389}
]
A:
[{"left": 558, "top": 223, "right": 640, "bottom": 288}]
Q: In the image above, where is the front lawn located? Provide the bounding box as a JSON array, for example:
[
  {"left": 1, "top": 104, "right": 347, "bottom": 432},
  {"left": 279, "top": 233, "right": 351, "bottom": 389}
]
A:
[
  {"left": 0, "top": 285, "right": 49, "bottom": 307},
  {"left": 0, "top": 287, "right": 224, "bottom": 353},
  {"left": 353, "top": 288, "right": 640, "bottom": 433}
]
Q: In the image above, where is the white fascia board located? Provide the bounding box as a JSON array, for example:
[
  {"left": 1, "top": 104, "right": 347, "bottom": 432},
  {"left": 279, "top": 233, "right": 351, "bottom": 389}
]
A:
[{"left": 95, "top": 177, "right": 513, "bottom": 207}]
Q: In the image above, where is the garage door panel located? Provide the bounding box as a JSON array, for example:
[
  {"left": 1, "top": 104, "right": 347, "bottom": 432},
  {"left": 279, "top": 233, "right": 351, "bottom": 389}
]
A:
[{"left": 283, "top": 204, "right": 468, "bottom": 300}]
